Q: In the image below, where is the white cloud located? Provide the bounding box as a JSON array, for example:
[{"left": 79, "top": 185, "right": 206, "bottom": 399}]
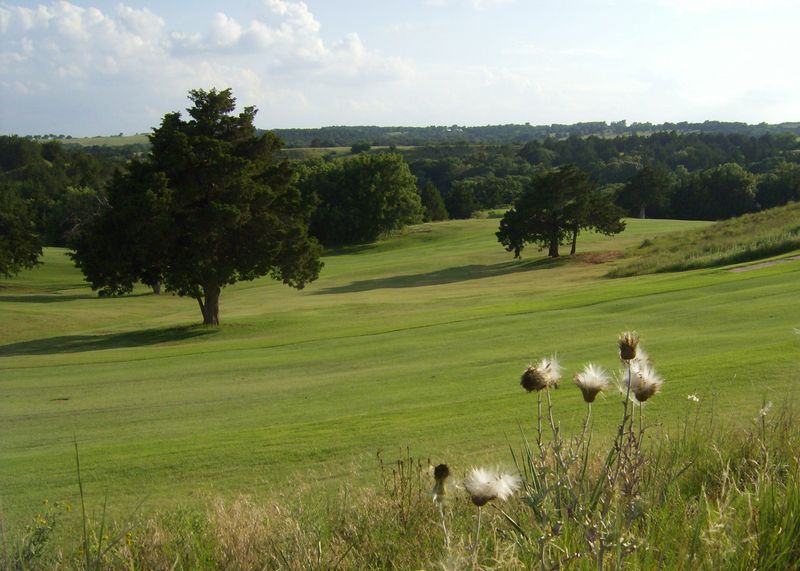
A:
[
  {"left": 653, "top": 0, "right": 795, "bottom": 14},
  {"left": 0, "top": 0, "right": 412, "bottom": 135},
  {"left": 471, "top": 0, "right": 515, "bottom": 9},
  {"left": 424, "top": 0, "right": 516, "bottom": 8}
]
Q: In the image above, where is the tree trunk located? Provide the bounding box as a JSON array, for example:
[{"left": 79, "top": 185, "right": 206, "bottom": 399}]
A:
[
  {"left": 639, "top": 204, "right": 646, "bottom": 219},
  {"left": 197, "top": 285, "right": 220, "bottom": 325},
  {"left": 548, "top": 226, "right": 560, "bottom": 257},
  {"left": 151, "top": 281, "right": 161, "bottom": 295},
  {"left": 570, "top": 226, "right": 578, "bottom": 255}
]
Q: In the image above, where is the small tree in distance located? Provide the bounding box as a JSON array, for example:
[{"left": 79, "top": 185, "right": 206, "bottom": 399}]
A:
[
  {"left": 496, "top": 165, "right": 625, "bottom": 258},
  {"left": 420, "top": 180, "right": 448, "bottom": 222},
  {"left": 71, "top": 88, "right": 323, "bottom": 325}
]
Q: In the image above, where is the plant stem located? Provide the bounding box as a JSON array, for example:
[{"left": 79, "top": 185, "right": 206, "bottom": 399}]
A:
[
  {"left": 437, "top": 502, "right": 450, "bottom": 550},
  {"left": 74, "top": 435, "right": 90, "bottom": 571},
  {"left": 473, "top": 506, "right": 483, "bottom": 568}
]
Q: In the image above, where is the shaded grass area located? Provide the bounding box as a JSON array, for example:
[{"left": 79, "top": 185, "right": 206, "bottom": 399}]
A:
[
  {"left": 0, "top": 326, "right": 217, "bottom": 357},
  {"left": 609, "top": 202, "right": 800, "bottom": 277},
  {"left": 1, "top": 216, "right": 798, "bottom": 537}
]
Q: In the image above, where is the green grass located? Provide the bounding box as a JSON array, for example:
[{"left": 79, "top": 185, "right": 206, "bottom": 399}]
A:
[
  {"left": 1, "top": 216, "right": 799, "bottom": 535},
  {"left": 610, "top": 202, "right": 800, "bottom": 277},
  {"left": 62, "top": 134, "right": 150, "bottom": 147}
]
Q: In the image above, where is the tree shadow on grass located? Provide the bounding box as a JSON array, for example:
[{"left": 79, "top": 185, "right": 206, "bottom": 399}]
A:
[
  {"left": 0, "top": 292, "right": 152, "bottom": 304},
  {"left": 0, "top": 325, "right": 218, "bottom": 357},
  {"left": 321, "top": 243, "right": 381, "bottom": 258},
  {"left": 315, "top": 257, "right": 564, "bottom": 294}
]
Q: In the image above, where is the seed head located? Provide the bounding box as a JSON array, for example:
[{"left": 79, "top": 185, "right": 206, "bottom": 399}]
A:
[
  {"left": 628, "top": 361, "right": 663, "bottom": 402},
  {"left": 432, "top": 463, "right": 451, "bottom": 503},
  {"left": 434, "top": 463, "right": 450, "bottom": 482},
  {"left": 463, "top": 467, "right": 521, "bottom": 507},
  {"left": 574, "top": 363, "right": 610, "bottom": 403},
  {"left": 521, "top": 356, "right": 562, "bottom": 392},
  {"left": 618, "top": 331, "right": 640, "bottom": 361}
]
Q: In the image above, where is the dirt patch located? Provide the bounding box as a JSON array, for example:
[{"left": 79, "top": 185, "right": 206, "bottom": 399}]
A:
[{"left": 728, "top": 255, "right": 800, "bottom": 273}]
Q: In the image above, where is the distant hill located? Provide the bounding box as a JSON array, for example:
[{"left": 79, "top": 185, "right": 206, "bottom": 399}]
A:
[
  {"left": 32, "top": 121, "right": 800, "bottom": 150},
  {"left": 270, "top": 121, "right": 800, "bottom": 148}
]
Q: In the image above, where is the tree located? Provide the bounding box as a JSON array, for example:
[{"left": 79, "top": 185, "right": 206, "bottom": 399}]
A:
[
  {"left": 617, "top": 164, "right": 673, "bottom": 218},
  {"left": 0, "top": 185, "right": 42, "bottom": 277},
  {"left": 756, "top": 161, "right": 800, "bottom": 209},
  {"left": 350, "top": 142, "right": 371, "bottom": 154},
  {"left": 301, "top": 153, "right": 423, "bottom": 245},
  {"left": 71, "top": 88, "right": 323, "bottom": 325},
  {"left": 445, "top": 182, "right": 479, "bottom": 219},
  {"left": 70, "top": 162, "right": 170, "bottom": 296},
  {"left": 672, "top": 163, "right": 757, "bottom": 220},
  {"left": 419, "top": 180, "right": 448, "bottom": 221},
  {"left": 496, "top": 165, "right": 625, "bottom": 258}
]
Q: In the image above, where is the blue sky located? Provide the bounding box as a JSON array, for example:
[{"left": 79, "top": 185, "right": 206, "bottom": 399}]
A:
[{"left": 1, "top": 0, "right": 798, "bottom": 136}]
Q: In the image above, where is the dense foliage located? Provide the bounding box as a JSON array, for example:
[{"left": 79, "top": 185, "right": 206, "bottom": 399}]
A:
[
  {"left": 4, "top": 123, "right": 800, "bottom": 273},
  {"left": 272, "top": 120, "right": 800, "bottom": 147},
  {"left": 71, "top": 89, "right": 323, "bottom": 325},
  {"left": 0, "top": 187, "right": 42, "bottom": 277},
  {"left": 0, "top": 136, "right": 120, "bottom": 246},
  {"left": 298, "top": 153, "right": 423, "bottom": 245},
  {"left": 497, "top": 165, "right": 625, "bottom": 257}
]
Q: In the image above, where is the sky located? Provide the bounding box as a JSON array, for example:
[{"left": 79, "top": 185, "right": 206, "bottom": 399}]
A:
[{"left": 1, "top": 0, "right": 799, "bottom": 136}]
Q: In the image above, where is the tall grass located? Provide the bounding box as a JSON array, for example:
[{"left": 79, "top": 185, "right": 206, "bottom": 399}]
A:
[
  {"left": 3, "top": 337, "right": 798, "bottom": 570},
  {"left": 609, "top": 202, "right": 800, "bottom": 277}
]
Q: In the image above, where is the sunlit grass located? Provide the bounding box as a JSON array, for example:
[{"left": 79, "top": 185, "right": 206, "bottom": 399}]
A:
[
  {"left": 1, "top": 215, "right": 798, "bottom": 537},
  {"left": 609, "top": 202, "right": 800, "bottom": 277}
]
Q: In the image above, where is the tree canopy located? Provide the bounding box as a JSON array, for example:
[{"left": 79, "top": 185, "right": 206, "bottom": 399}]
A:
[
  {"left": 0, "top": 185, "right": 42, "bottom": 277},
  {"left": 71, "top": 88, "right": 322, "bottom": 325},
  {"left": 496, "top": 165, "right": 625, "bottom": 258},
  {"left": 300, "top": 152, "right": 423, "bottom": 245}
]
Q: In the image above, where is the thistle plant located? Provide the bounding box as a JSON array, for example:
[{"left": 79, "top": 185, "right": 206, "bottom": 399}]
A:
[
  {"left": 509, "top": 332, "right": 665, "bottom": 568},
  {"left": 432, "top": 464, "right": 451, "bottom": 548},
  {"left": 462, "top": 467, "right": 520, "bottom": 565}
]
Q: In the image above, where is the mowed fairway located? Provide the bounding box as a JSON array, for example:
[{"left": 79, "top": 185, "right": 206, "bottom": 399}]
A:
[{"left": 2, "top": 217, "right": 799, "bottom": 528}]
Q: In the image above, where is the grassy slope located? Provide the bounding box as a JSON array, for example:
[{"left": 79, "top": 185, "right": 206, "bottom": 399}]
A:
[
  {"left": 611, "top": 201, "right": 800, "bottom": 277},
  {"left": 1, "top": 218, "right": 799, "bottom": 529}
]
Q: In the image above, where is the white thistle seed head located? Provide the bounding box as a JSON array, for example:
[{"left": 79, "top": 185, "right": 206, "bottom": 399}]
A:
[
  {"left": 627, "top": 361, "right": 663, "bottom": 403},
  {"left": 574, "top": 363, "right": 610, "bottom": 403},
  {"left": 463, "top": 467, "right": 521, "bottom": 507}
]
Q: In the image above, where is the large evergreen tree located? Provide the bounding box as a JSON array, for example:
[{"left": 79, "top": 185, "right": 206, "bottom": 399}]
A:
[{"left": 71, "top": 88, "right": 322, "bottom": 325}]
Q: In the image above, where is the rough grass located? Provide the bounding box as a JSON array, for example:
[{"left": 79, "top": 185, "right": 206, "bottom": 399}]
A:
[
  {"left": 1, "top": 216, "right": 799, "bottom": 539},
  {"left": 609, "top": 202, "right": 800, "bottom": 277},
  {"left": 5, "top": 399, "right": 798, "bottom": 570}
]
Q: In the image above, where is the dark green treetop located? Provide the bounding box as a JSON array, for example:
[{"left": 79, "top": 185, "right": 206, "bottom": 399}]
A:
[
  {"left": 497, "top": 165, "right": 625, "bottom": 258},
  {"left": 71, "top": 88, "right": 323, "bottom": 325}
]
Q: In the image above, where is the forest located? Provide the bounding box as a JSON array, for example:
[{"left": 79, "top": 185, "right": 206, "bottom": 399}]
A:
[{"left": 3, "top": 120, "right": 800, "bottom": 293}]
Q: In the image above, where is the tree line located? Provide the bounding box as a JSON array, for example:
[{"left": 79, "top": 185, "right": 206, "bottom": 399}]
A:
[
  {"left": 271, "top": 120, "right": 800, "bottom": 148},
  {"left": 3, "top": 89, "right": 800, "bottom": 324}
]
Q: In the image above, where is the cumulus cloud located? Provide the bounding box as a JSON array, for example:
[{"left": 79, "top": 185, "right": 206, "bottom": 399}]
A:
[{"left": 0, "top": 0, "right": 412, "bottom": 135}]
